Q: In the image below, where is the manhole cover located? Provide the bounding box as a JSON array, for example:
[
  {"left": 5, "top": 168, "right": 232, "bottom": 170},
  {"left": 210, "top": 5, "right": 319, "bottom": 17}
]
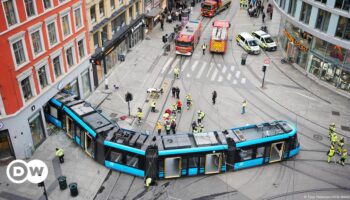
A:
[
  {"left": 313, "top": 134, "right": 323, "bottom": 141},
  {"left": 332, "top": 111, "right": 340, "bottom": 116},
  {"left": 341, "top": 126, "right": 350, "bottom": 132}
]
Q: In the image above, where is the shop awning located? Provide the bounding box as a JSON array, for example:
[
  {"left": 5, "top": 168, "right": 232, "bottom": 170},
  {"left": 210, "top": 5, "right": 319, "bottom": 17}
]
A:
[{"left": 145, "top": 7, "right": 162, "bottom": 18}]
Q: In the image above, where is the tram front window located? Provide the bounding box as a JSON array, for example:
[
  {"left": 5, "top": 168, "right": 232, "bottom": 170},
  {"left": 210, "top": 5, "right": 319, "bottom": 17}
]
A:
[{"left": 176, "top": 41, "right": 192, "bottom": 47}]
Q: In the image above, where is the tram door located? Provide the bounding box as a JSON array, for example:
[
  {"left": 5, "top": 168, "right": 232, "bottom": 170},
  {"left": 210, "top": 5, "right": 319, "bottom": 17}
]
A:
[
  {"left": 65, "top": 116, "right": 74, "bottom": 139},
  {"left": 205, "top": 153, "right": 222, "bottom": 174},
  {"left": 164, "top": 157, "right": 182, "bottom": 178},
  {"left": 269, "top": 142, "right": 285, "bottom": 163},
  {"left": 85, "top": 133, "right": 93, "bottom": 157}
]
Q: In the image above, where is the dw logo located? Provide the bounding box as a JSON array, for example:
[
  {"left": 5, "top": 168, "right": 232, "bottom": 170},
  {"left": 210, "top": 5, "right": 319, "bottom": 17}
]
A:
[{"left": 6, "top": 160, "right": 48, "bottom": 184}]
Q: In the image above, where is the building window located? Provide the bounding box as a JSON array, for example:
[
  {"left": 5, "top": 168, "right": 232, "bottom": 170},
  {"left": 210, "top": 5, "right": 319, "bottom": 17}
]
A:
[
  {"left": 110, "top": 0, "right": 115, "bottom": 10},
  {"left": 119, "top": 0, "right": 123, "bottom": 5},
  {"left": 315, "top": 9, "right": 331, "bottom": 32},
  {"left": 43, "top": 0, "right": 52, "bottom": 10},
  {"left": 66, "top": 47, "right": 75, "bottom": 67},
  {"left": 21, "top": 76, "right": 34, "bottom": 102},
  {"left": 93, "top": 32, "right": 99, "bottom": 49},
  {"left": 74, "top": 7, "right": 83, "bottom": 30},
  {"left": 112, "top": 15, "right": 125, "bottom": 34},
  {"left": 2, "top": 0, "right": 18, "bottom": 27},
  {"left": 47, "top": 21, "right": 58, "bottom": 47},
  {"left": 129, "top": 7, "right": 132, "bottom": 19},
  {"left": 99, "top": 1, "right": 105, "bottom": 17},
  {"left": 12, "top": 39, "right": 27, "bottom": 66},
  {"left": 279, "top": 0, "right": 286, "bottom": 9},
  {"left": 90, "top": 6, "right": 96, "bottom": 23},
  {"left": 335, "top": 16, "right": 350, "bottom": 40},
  {"left": 29, "top": 112, "right": 46, "bottom": 148},
  {"left": 37, "top": 65, "right": 49, "bottom": 89},
  {"left": 287, "top": 0, "right": 297, "bottom": 16},
  {"left": 315, "top": 0, "right": 327, "bottom": 4},
  {"left": 53, "top": 56, "right": 62, "bottom": 78},
  {"left": 24, "top": 0, "right": 36, "bottom": 18},
  {"left": 299, "top": 2, "right": 312, "bottom": 25},
  {"left": 82, "top": 70, "right": 91, "bottom": 97},
  {"left": 335, "top": 0, "right": 350, "bottom": 11},
  {"left": 78, "top": 39, "right": 86, "bottom": 59},
  {"left": 61, "top": 14, "right": 71, "bottom": 38},
  {"left": 30, "top": 30, "right": 44, "bottom": 56},
  {"left": 101, "top": 26, "right": 108, "bottom": 45}
]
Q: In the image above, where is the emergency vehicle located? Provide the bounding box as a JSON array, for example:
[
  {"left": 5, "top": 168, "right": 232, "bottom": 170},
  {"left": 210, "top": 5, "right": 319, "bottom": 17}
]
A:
[
  {"left": 175, "top": 20, "right": 202, "bottom": 56},
  {"left": 251, "top": 30, "right": 277, "bottom": 51},
  {"left": 236, "top": 32, "right": 260, "bottom": 55},
  {"left": 209, "top": 20, "right": 230, "bottom": 53},
  {"left": 201, "top": 0, "right": 232, "bottom": 17}
]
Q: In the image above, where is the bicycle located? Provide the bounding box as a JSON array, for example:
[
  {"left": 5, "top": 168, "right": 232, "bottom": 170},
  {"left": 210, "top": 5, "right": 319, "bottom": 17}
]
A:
[{"left": 281, "top": 57, "right": 294, "bottom": 64}]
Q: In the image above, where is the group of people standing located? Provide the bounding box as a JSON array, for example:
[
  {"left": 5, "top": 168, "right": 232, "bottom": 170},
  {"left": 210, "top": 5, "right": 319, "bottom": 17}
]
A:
[
  {"left": 327, "top": 123, "right": 347, "bottom": 166},
  {"left": 247, "top": 0, "right": 273, "bottom": 23}
]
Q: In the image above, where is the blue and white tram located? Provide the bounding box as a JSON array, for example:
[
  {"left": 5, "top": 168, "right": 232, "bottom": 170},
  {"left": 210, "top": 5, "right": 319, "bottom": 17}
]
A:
[{"left": 44, "top": 93, "right": 300, "bottom": 180}]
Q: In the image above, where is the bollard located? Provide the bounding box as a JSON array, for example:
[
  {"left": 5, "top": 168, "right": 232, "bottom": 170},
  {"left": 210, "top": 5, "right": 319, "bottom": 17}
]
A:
[
  {"left": 241, "top": 53, "right": 248, "bottom": 65},
  {"left": 69, "top": 183, "right": 78, "bottom": 197},
  {"left": 57, "top": 176, "right": 67, "bottom": 190}
]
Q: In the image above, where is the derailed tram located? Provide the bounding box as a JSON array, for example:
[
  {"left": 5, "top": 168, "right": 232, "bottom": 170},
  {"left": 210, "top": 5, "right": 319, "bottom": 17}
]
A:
[{"left": 45, "top": 93, "right": 300, "bottom": 180}]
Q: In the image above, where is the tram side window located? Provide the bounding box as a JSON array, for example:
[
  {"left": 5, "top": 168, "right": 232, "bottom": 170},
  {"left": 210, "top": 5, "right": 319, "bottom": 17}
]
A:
[
  {"left": 159, "top": 159, "right": 164, "bottom": 172},
  {"left": 188, "top": 157, "right": 198, "bottom": 168},
  {"left": 256, "top": 147, "right": 265, "bottom": 158},
  {"left": 239, "top": 149, "right": 253, "bottom": 161},
  {"left": 126, "top": 154, "right": 139, "bottom": 168},
  {"left": 200, "top": 156, "right": 205, "bottom": 168},
  {"left": 110, "top": 150, "right": 123, "bottom": 163},
  {"left": 182, "top": 158, "right": 187, "bottom": 169}
]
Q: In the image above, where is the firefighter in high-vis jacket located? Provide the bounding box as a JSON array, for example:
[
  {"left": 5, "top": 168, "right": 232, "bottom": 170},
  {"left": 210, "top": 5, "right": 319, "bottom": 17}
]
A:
[{"left": 327, "top": 145, "right": 335, "bottom": 163}]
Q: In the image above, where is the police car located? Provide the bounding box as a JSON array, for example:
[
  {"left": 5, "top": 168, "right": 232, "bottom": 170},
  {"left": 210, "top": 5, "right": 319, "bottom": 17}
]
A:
[
  {"left": 251, "top": 30, "right": 277, "bottom": 51},
  {"left": 236, "top": 32, "right": 260, "bottom": 55}
]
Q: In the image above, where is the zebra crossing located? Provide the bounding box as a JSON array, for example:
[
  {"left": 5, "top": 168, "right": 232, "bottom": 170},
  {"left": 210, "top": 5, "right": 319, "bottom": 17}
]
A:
[{"left": 161, "top": 57, "right": 247, "bottom": 85}]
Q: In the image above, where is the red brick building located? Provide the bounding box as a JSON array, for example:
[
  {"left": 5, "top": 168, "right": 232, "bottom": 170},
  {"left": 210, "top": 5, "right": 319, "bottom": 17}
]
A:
[{"left": 0, "top": 0, "right": 93, "bottom": 160}]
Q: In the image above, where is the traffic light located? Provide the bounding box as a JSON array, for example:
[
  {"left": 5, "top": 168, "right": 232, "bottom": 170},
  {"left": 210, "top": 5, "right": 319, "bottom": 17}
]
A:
[{"left": 262, "top": 65, "right": 267, "bottom": 72}]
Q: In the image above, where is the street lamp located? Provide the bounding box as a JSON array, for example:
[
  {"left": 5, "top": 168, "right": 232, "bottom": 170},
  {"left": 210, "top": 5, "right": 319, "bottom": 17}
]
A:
[
  {"left": 261, "top": 65, "right": 267, "bottom": 88},
  {"left": 38, "top": 181, "right": 48, "bottom": 200}
]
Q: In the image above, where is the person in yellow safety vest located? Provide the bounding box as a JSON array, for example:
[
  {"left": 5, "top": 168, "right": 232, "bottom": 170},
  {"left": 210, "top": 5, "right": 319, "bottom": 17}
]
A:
[
  {"left": 55, "top": 148, "right": 65, "bottom": 163},
  {"left": 144, "top": 177, "right": 153, "bottom": 187},
  {"left": 197, "top": 110, "right": 205, "bottom": 124},
  {"left": 165, "top": 121, "right": 171, "bottom": 135},
  {"left": 193, "top": 126, "right": 199, "bottom": 134},
  {"left": 174, "top": 66, "right": 180, "bottom": 79},
  {"left": 186, "top": 94, "right": 192, "bottom": 110},
  {"left": 331, "top": 132, "right": 338, "bottom": 147},
  {"left": 337, "top": 137, "right": 344, "bottom": 155},
  {"left": 202, "top": 43, "right": 207, "bottom": 55},
  {"left": 327, "top": 145, "right": 335, "bottom": 163},
  {"left": 338, "top": 149, "right": 348, "bottom": 166},
  {"left": 197, "top": 124, "right": 204, "bottom": 133},
  {"left": 137, "top": 109, "right": 143, "bottom": 124},
  {"left": 156, "top": 121, "right": 162, "bottom": 135},
  {"left": 329, "top": 123, "right": 336, "bottom": 138},
  {"left": 242, "top": 99, "right": 247, "bottom": 114},
  {"left": 150, "top": 101, "right": 156, "bottom": 112},
  {"left": 172, "top": 103, "right": 177, "bottom": 116}
]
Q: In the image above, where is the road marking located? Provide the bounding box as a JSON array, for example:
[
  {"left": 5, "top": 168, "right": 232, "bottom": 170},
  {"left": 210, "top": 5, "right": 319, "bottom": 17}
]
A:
[
  {"left": 211, "top": 68, "right": 218, "bottom": 81},
  {"left": 217, "top": 63, "right": 221, "bottom": 68},
  {"left": 196, "top": 62, "right": 207, "bottom": 79},
  {"left": 295, "top": 92, "right": 317, "bottom": 101},
  {"left": 235, "top": 71, "right": 241, "bottom": 78},
  {"left": 241, "top": 78, "right": 246, "bottom": 84},
  {"left": 168, "top": 58, "right": 180, "bottom": 74},
  {"left": 187, "top": 73, "right": 191, "bottom": 78},
  {"left": 191, "top": 60, "right": 199, "bottom": 71},
  {"left": 227, "top": 73, "right": 232, "bottom": 80},
  {"left": 161, "top": 57, "right": 174, "bottom": 73},
  {"left": 222, "top": 65, "right": 227, "bottom": 74},
  {"left": 218, "top": 76, "right": 223, "bottom": 82},
  {"left": 233, "top": 80, "right": 237, "bottom": 84},
  {"left": 231, "top": 65, "right": 235, "bottom": 72},
  {"left": 207, "top": 63, "right": 215, "bottom": 77},
  {"left": 182, "top": 59, "right": 190, "bottom": 71}
]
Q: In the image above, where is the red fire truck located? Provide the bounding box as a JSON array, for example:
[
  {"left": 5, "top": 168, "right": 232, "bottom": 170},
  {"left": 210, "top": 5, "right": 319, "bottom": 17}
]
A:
[
  {"left": 209, "top": 20, "right": 230, "bottom": 53},
  {"left": 201, "top": 0, "right": 231, "bottom": 17},
  {"left": 175, "top": 20, "right": 202, "bottom": 56}
]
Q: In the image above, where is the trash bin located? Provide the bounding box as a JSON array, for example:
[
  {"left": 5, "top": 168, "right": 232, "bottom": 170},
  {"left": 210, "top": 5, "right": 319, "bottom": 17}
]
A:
[
  {"left": 69, "top": 183, "right": 78, "bottom": 197},
  {"left": 58, "top": 176, "right": 67, "bottom": 190},
  {"left": 241, "top": 53, "right": 248, "bottom": 65}
]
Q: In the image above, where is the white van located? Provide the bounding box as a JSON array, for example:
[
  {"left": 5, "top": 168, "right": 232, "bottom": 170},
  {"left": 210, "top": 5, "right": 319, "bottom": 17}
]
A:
[
  {"left": 251, "top": 30, "right": 277, "bottom": 51},
  {"left": 236, "top": 32, "right": 260, "bottom": 55}
]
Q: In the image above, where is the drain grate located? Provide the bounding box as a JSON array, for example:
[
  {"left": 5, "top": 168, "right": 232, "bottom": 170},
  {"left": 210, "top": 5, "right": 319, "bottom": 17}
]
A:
[
  {"left": 332, "top": 111, "right": 340, "bottom": 116},
  {"left": 341, "top": 126, "right": 350, "bottom": 132},
  {"left": 313, "top": 134, "right": 323, "bottom": 141}
]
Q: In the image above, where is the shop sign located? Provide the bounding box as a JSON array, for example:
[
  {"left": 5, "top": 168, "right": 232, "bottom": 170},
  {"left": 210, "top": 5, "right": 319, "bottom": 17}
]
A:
[
  {"left": 283, "top": 29, "right": 309, "bottom": 52},
  {"left": 132, "top": 20, "right": 144, "bottom": 33}
]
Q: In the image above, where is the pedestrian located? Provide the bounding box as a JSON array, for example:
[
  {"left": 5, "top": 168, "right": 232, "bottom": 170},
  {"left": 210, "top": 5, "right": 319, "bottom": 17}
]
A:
[
  {"left": 165, "top": 121, "right": 171, "bottom": 134},
  {"left": 197, "top": 110, "right": 205, "bottom": 124},
  {"left": 156, "top": 121, "right": 162, "bottom": 134},
  {"left": 175, "top": 87, "right": 180, "bottom": 99},
  {"left": 177, "top": 99, "right": 182, "bottom": 113},
  {"left": 186, "top": 93, "right": 192, "bottom": 110},
  {"left": 327, "top": 145, "right": 335, "bottom": 163},
  {"left": 171, "top": 119, "right": 176, "bottom": 134},
  {"left": 329, "top": 123, "right": 336, "bottom": 138},
  {"left": 174, "top": 66, "right": 180, "bottom": 79},
  {"left": 212, "top": 91, "right": 217, "bottom": 105},
  {"left": 179, "top": 12, "right": 182, "bottom": 21},
  {"left": 338, "top": 149, "right": 348, "bottom": 166},
  {"left": 267, "top": 4, "right": 273, "bottom": 20},
  {"left": 337, "top": 137, "right": 344, "bottom": 155},
  {"left": 262, "top": 12, "right": 265, "bottom": 23},
  {"left": 137, "top": 108, "right": 143, "bottom": 124},
  {"left": 192, "top": 121, "right": 197, "bottom": 133},
  {"left": 150, "top": 100, "right": 156, "bottom": 112},
  {"left": 55, "top": 148, "right": 64, "bottom": 163},
  {"left": 331, "top": 132, "right": 338, "bottom": 147},
  {"left": 172, "top": 87, "right": 176, "bottom": 98},
  {"left": 261, "top": 5, "right": 264, "bottom": 13},
  {"left": 241, "top": 99, "right": 247, "bottom": 114},
  {"left": 202, "top": 43, "right": 207, "bottom": 55},
  {"left": 160, "top": 19, "right": 164, "bottom": 31}
]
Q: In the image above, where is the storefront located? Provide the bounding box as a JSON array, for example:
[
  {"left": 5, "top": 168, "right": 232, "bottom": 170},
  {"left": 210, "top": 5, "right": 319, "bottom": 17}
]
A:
[
  {"left": 0, "top": 129, "right": 15, "bottom": 161},
  {"left": 91, "top": 16, "right": 145, "bottom": 89},
  {"left": 278, "top": 18, "right": 350, "bottom": 93},
  {"left": 28, "top": 111, "right": 46, "bottom": 149},
  {"left": 145, "top": 0, "right": 164, "bottom": 31}
]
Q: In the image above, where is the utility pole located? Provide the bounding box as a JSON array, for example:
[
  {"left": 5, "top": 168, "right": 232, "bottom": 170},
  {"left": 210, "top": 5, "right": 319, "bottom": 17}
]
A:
[
  {"left": 125, "top": 92, "right": 133, "bottom": 116},
  {"left": 38, "top": 181, "right": 48, "bottom": 200},
  {"left": 262, "top": 65, "right": 267, "bottom": 88}
]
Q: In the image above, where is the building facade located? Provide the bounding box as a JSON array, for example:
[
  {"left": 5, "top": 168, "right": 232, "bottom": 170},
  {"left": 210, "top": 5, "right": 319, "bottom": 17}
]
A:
[
  {"left": 0, "top": 0, "right": 93, "bottom": 160},
  {"left": 86, "top": 0, "right": 145, "bottom": 88},
  {"left": 273, "top": 0, "right": 350, "bottom": 96}
]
